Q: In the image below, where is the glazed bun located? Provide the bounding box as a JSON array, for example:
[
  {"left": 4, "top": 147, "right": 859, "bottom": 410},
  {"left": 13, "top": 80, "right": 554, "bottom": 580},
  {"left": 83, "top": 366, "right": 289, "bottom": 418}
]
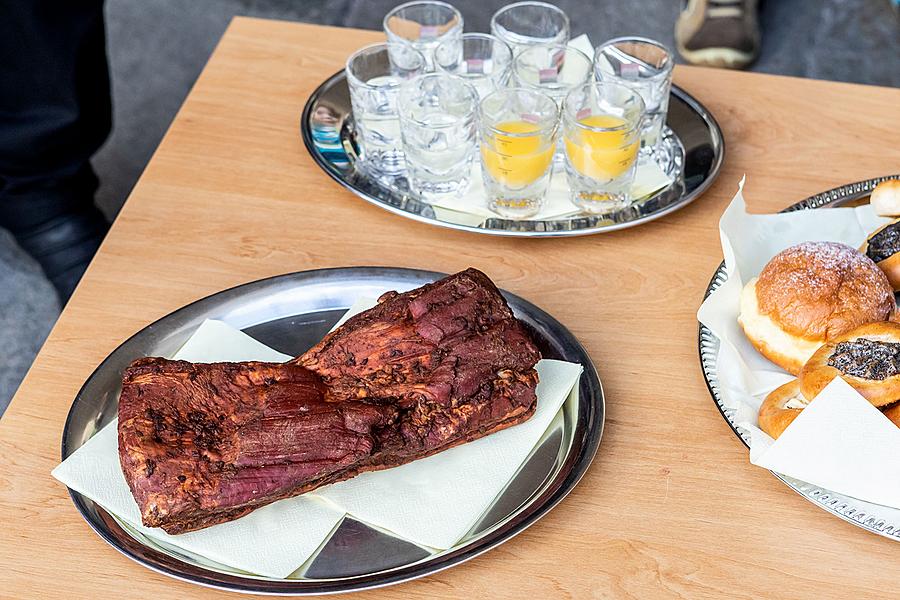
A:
[
  {"left": 870, "top": 179, "right": 900, "bottom": 217},
  {"left": 758, "top": 379, "right": 808, "bottom": 439},
  {"left": 799, "top": 321, "right": 900, "bottom": 408},
  {"left": 861, "top": 220, "right": 900, "bottom": 291},
  {"left": 739, "top": 241, "right": 895, "bottom": 375}
]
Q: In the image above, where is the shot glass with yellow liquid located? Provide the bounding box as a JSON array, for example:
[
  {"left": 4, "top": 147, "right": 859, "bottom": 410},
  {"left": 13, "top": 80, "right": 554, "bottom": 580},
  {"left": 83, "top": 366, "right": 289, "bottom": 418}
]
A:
[
  {"left": 562, "top": 82, "right": 645, "bottom": 214},
  {"left": 478, "top": 88, "right": 559, "bottom": 219}
]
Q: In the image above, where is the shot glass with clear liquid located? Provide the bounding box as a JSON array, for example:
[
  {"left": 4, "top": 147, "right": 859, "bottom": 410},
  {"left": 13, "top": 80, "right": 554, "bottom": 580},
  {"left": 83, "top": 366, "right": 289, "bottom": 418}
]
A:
[
  {"left": 384, "top": 1, "right": 464, "bottom": 70},
  {"left": 512, "top": 44, "right": 592, "bottom": 163},
  {"left": 398, "top": 73, "right": 478, "bottom": 202},
  {"left": 434, "top": 33, "right": 513, "bottom": 100},
  {"left": 490, "top": 1, "right": 570, "bottom": 56},
  {"left": 593, "top": 37, "right": 674, "bottom": 163},
  {"left": 562, "top": 81, "right": 645, "bottom": 214},
  {"left": 478, "top": 88, "right": 559, "bottom": 219},
  {"left": 346, "top": 42, "right": 427, "bottom": 179}
]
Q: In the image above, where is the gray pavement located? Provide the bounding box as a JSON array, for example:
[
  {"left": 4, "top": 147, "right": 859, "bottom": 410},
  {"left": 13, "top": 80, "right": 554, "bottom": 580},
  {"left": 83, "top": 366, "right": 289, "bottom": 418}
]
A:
[
  {"left": 0, "top": 231, "right": 60, "bottom": 415},
  {"left": 1, "top": 0, "right": 898, "bottom": 414}
]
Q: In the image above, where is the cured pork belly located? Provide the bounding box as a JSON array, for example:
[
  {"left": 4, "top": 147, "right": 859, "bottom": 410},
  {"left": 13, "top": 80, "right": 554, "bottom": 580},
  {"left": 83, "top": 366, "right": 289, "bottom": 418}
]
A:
[{"left": 118, "top": 269, "right": 540, "bottom": 533}]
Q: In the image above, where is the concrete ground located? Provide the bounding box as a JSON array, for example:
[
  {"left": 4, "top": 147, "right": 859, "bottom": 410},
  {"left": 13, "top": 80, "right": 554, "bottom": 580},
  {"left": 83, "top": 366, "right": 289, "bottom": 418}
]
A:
[{"left": 1, "top": 0, "right": 898, "bottom": 414}]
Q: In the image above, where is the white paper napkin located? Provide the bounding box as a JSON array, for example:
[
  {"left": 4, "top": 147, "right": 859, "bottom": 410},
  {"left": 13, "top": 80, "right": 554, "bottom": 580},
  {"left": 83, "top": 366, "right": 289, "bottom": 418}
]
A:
[
  {"left": 54, "top": 300, "right": 582, "bottom": 575},
  {"left": 751, "top": 378, "right": 900, "bottom": 508},
  {"left": 696, "top": 178, "right": 900, "bottom": 508},
  {"left": 312, "top": 359, "right": 582, "bottom": 549},
  {"left": 429, "top": 161, "right": 674, "bottom": 222}
]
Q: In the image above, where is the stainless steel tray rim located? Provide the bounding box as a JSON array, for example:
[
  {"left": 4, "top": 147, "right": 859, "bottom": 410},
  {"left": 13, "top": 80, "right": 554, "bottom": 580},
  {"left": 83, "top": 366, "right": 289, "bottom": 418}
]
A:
[
  {"left": 301, "top": 70, "right": 724, "bottom": 238},
  {"left": 61, "top": 266, "right": 605, "bottom": 595},
  {"left": 698, "top": 174, "right": 900, "bottom": 541}
]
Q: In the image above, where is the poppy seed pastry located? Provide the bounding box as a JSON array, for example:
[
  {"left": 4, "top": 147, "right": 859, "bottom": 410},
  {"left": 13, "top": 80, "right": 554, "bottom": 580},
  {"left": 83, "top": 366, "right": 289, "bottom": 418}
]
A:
[
  {"left": 799, "top": 321, "right": 900, "bottom": 408},
  {"left": 738, "top": 241, "right": 894, "bottom": 375},
  {"left": 861, "top": 219, "right": 900, "bottom": 291},
  {"left": 758, "top": 379, "right": 808, "bottom": 439}
]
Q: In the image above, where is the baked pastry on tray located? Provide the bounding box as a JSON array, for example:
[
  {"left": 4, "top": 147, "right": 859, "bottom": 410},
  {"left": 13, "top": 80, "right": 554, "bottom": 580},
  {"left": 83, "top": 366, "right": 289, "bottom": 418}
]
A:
[
  {"left": 799, "top": 321, "right": 900, "bottom": 408},
  {"left": 738, "top": 241, "right": 894, "bottom": 375},
  {"left": 862, "top": 219, "right": 900, "bottom": 291}
]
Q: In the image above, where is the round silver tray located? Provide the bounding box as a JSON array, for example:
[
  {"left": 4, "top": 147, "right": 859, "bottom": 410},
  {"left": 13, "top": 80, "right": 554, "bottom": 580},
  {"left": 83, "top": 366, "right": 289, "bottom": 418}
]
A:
[
  {"left": 699, "top": 175, "right": 900, "bottom": 540},
  {"left": 301, "top": 70, "right": 724, "bottom": 237},
  {"left": 61, "top": 267, "right": 604, "bottom": 594}
]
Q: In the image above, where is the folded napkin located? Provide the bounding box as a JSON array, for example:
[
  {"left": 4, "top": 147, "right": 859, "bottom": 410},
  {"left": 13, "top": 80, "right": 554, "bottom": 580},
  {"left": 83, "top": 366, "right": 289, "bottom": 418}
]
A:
[
  {"left": 430, "top": 160, "right": 674, "bottom": 223},
  {"left": 54, "top": 299, "right": 582, "bottom": 577},
  {"left": 750, "top": 377, "right": 900, "bottom": 508},
  {"left": 697, "top": 178, "right": 900, "bottom": 508},
  {"left": 312, "top": 358, "right": 582, "bottom": 549}
]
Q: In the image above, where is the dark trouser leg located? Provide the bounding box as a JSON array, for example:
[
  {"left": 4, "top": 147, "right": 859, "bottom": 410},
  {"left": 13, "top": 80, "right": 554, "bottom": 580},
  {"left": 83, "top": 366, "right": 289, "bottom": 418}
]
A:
[{"left": 0, "top": 0, "right": 111, "bottom": 302}]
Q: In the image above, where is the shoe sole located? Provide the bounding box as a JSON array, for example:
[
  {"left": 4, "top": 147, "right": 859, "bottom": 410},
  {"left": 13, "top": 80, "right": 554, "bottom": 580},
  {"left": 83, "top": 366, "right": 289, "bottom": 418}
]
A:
[{"left": 677, "top": 44, "right": 757, "bottom": 69}]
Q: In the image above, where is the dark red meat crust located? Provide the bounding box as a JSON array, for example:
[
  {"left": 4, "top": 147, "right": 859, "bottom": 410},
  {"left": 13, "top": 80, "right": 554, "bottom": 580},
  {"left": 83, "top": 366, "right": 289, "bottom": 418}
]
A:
[{"left": 118, "top": 268, "right": 541, "bottom": 533}]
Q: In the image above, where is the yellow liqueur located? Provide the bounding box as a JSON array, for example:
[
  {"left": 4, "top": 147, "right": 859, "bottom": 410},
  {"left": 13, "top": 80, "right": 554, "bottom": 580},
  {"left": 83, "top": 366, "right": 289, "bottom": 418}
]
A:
[
  {"left": 564, "top": 114, "right": 639, "bottom": 180},
  {"left": 481, "top": 120, "right": 555, "bottom": 188}
]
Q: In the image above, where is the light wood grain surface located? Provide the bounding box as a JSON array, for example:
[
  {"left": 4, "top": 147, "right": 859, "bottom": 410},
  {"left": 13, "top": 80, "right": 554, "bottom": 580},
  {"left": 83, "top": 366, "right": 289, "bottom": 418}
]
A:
[{"left": 2, "top": 17, "right": 899, "bottom": 599}]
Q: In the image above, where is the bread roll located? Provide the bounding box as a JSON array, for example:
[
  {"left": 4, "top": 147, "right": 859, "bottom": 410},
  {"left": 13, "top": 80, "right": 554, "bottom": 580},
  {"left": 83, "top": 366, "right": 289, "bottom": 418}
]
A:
[
  {"left": 739, "top": 241, "right": 894, "bottom": 374},
  {"left": 870, "top": 179, "right": 900, "bottom": 217}
]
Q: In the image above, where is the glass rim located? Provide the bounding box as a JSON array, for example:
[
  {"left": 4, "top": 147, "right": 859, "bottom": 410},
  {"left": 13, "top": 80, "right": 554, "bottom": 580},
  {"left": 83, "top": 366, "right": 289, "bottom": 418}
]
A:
[
  {"left": 345, "top": 42, "right": 427, "bottom": 90},
  {"left": 512, "top": 44, "right": 593, "bottom": 91},
  {"left": 478, "top": 87, "right": 560, "bottom": 138},
  {"left": 563, "top": 82, "right": 646, "bottom": 132},
  {"left": 398, "top": 73, "right": 479, "bottom": 127},
  {"left": 513, "top": 43, "right": 592, "bottom": 66},
  {"left": 490, "top": 1, "right": 570, "bottom": 29},
  {"left": 383, "top": 0, "right": 464, "bottom": 36},
  {"left": 593, "top": 36, "right": 674, "bottom": 73},
  {"left": 434, "top": 33, "right": 513, "bottom": 71}
]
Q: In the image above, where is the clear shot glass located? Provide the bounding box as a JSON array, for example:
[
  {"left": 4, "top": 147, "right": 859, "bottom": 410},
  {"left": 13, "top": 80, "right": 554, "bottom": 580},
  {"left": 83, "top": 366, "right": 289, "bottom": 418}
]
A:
[
  {"left": 562, "top": 81, "right": 645, "bottom": 214},
  {"left": 384, "top": 1, "right": 464, "bottom": 70},
  {"left": 435, "top": 33, "right": 513, "bottom": 100},
  {"left": 478, "top": 87, "right": 559, "bottom": 219},
  {"left": 490, "top": 2, "right": 570, "bottom": 56},
  {"left": 346, "top": 42, "right": 427, "bottom": 178},
  {"left": 398, "top": 73, "right": 479, "bottom": 202},
  {"left": 593, "top": 37, "right": 674, "bottom": 161}
]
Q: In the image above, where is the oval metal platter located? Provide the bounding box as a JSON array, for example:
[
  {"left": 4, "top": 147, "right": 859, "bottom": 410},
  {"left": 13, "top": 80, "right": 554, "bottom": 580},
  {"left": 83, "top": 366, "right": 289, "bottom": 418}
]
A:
[
  {"left": 699, "top": 175, "right": 900, "bottom": 540},
  {"left": 62, "top": 267, "right": 604, "bottom": 594},
  {"left": 300, "top": 70, "right": 724, "bottom": 237}
]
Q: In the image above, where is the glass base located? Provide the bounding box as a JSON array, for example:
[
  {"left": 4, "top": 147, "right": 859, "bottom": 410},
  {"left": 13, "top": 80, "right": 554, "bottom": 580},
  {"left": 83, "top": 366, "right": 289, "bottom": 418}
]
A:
[
  {"left": 569, "top": 189, "right": 632, "bottom": 214},
  {"left": 409, "top": 175, "right": 471, "bottom": 204},
  {"left": 488, "top": 196, "right": 544, "bottom": 219}
]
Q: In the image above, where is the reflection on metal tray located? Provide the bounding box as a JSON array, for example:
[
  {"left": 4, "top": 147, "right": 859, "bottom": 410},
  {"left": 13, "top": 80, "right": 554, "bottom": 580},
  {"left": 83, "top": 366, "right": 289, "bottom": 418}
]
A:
[
  {"left": 698, "top": 175, "right": 900, "bottom": 541},
  {"left": 61, "top": 267, "right": 604, "bottom": 595},
  {"left": 301, "top": 70, "right": 724, "bottom": 237}
]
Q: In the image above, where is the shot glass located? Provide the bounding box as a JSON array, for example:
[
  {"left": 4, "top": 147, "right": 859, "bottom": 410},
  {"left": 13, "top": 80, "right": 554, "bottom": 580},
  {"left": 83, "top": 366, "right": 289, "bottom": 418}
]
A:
[
  {"left": 398, "top": 73, "right": 478, "bottom": 202},
  {"left": 490, "top": 2, "right": 570, "bottom": 56},
  {"left": 435, "top": 33, "right": 513, "bottom": 100},
  {"left": 346, "top": 42, "right": 427, "bottom": 178},
  {"left": 562, "top": 81, "right": 645, "bottom": 214},
  {"left": 384, "top": 1, "right": 463, "bottom": 70},
  {"left": 478, "top": 88, "right": 559, "bottom": 219},
  {"left": 512, "top": 44, "right": 592, "bottom": 163},
  {"left": 593, "top": 37, "right": 674, "bottom": 160}
]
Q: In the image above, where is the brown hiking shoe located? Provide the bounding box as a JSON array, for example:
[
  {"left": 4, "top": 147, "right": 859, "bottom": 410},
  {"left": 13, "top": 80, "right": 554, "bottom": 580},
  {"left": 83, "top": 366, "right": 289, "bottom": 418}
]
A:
[{"left": 675, "top": 0, "right": 760, "bottom": 69}]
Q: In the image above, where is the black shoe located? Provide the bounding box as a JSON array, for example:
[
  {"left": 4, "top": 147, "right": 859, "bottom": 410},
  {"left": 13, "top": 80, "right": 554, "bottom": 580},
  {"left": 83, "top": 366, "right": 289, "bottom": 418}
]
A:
[
  {"left": 12, "top": 206, "right": 108, "bottom": 302},
  {"left": 1, "top": 164, "right": 109, "bottom": 303}
]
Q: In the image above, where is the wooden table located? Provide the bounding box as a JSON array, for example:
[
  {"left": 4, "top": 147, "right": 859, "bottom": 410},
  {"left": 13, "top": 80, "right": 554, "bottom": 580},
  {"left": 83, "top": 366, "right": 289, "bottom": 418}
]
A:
[{"left": 2, "top": 17, "right": 899, "bottom": 599}]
